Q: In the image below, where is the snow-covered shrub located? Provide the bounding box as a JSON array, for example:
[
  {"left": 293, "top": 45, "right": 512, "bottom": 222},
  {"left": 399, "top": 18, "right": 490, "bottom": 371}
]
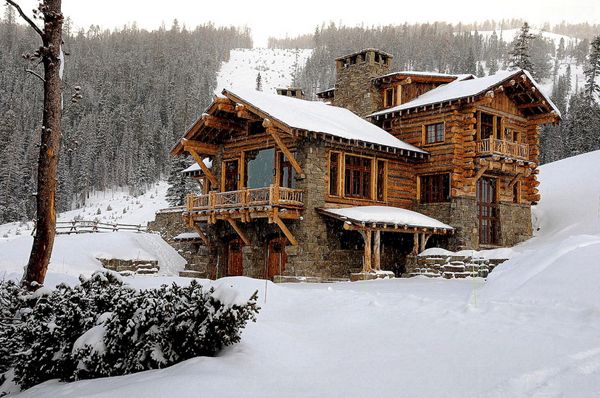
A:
[
  {"left": 106, "top": 204, "right": 112, "bottom": 211},
  {"left": 0, "top": 272, "right": 259, "bottom": 391}
]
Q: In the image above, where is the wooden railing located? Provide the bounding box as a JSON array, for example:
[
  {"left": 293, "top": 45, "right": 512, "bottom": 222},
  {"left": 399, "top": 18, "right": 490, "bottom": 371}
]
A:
[
  {"left": 476, "top": 138, "right": 529, "bottom": 160},
  {"left": 187, "top": 185, "right": 304, "bottom": 212}
]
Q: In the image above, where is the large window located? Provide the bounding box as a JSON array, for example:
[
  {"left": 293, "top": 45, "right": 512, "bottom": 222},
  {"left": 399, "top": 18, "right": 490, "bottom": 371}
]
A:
[
  {"left": 245, "top": 148, "right": 275, "bottom": 188},
  {"left": 376, "top": 160, "right": 386, "bottom": 202},
  {"left": 420, "top": 174, "right": 450, "bottom": 203},
  {"left": 344, "top": 155, "right": 372, "bottom": 199},
  {"left": 278, "top": 151, "right": 297, "bottom": 188},
  {"left": 329, "top": 152, "right": 340, "bottom": 196},
  {"left": 425, "top": 123, "right": 444, "bottom": 144}
]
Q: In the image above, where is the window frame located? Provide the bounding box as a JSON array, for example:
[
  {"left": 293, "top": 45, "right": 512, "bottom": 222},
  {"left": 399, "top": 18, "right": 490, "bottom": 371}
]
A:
[
  {"left": 344, "top": 154, "right": 373, "bottom": 200},
  {"left": 419, "top": 173, "right": 451, "bottom": 204},
  {"left": 327, "top": 151, "right": 387, "bottom": 203},
  {"left": 424, "top": 122, "right": 445, "bottom": 145}
]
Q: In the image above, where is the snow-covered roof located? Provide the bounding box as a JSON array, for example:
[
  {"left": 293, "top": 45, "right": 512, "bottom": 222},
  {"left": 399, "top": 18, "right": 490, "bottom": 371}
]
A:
[
  {"left": 318, "top": 206, "right": 453, "bottom": 232},
  {"left": 369, "top": 69, "right": 561, "bottom": 118},
  {"left": 173, "top": 232, "right": 201, "bottom": 241},
  {"left": 181, "top": 159, "right": 212, "bottom": 174},
  {"left": 374, "top": 70, "right": 474, "bottom": 81},
  {"left": 224, "top": 88, "right": 427, "bottom": 154}
]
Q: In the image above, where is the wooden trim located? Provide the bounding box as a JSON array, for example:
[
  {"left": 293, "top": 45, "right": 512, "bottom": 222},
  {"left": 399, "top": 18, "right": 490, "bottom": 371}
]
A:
[
  {"left": 188, "top": 149, "right": 218, "bottom": 187},
  {"left": 181, "top": 138, "right": 218, "bottom": 156},
  {"left": 272, "top": 211, "right": 298, "bottom": 246},
  {"left": 226, "top": 217, "right": 250, "bottom": 246},
  {"left": 266, "top": 126, "right": 304, "bottom": 178}
]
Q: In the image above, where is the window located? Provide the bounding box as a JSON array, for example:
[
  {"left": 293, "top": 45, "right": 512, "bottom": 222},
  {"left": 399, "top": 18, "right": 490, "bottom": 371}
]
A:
[
  {"left": 278, "top": 152, "right": 297, "bottom": 188},
  {"left": 223, "top": 159, "right": 239, "bottom": 192},
  {"left": 344, "top": 155, "right": 372, "bottom": 199},
  {"left": 377, "top": 160, "right": 386, "bottom": 201},
  {"left": 480, "top": 112, "right": 494, "bottom": 140},
  {"left": 420, "top": 174, "right": 450, "bottom": 203},
  {"left": 513, "top": 182, "right": 520, "bottom": 204},
  {"left": 425, "top": 123, "right": 445, "bottom": 144},
  {"left": 384, "top": 88, "right": 395, "bottom": 108},
  {"left": 245, "top": 148, "right": 275, "bottom": 189},
  {"left": 329, "top": 152, "right": 340, "bottom": 196}
]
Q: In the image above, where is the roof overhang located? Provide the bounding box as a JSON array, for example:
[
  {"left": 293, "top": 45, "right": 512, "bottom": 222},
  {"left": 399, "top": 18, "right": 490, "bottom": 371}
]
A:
[{"left": 317, "top": 206, "right": 454, "bottom": 235}]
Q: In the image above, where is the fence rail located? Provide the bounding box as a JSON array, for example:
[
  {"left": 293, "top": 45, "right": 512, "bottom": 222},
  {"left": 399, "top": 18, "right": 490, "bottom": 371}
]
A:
[{"left": 51, "top": 220, "right": 147, "bottom": 235}]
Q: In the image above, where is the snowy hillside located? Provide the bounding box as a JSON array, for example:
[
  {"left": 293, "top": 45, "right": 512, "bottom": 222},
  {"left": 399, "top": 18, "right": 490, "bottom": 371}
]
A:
[
  {"left": 8, "top": 151, "right": 600, "bottom": 397},
  {"left": 0, "top": 182, "right": 186, "bottom": 280},
  {"left": 215, "top": 48, "right": 313, "bottom": 94}
]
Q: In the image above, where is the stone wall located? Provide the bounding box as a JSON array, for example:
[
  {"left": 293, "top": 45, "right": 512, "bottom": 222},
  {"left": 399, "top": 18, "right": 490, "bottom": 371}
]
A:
[{"left": 405, "top": 253, "right": 508, "bottom": 279}]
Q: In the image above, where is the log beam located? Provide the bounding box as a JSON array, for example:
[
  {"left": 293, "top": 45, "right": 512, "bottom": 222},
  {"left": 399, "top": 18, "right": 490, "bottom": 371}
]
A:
[
  {"left": 181, "top": 138, "right": 218, "bottom": 155},
  {"left": 272, "top": 211, "right": 298, "bottom": 246},
  {"left": 192, "top": 223, "right": 211, "bottom": 247},
  {"left": 508, "top": 172, "right": 523, "bottom": 189},
  {"left": 474, "top": 164, "right": 489, "bottom": 182},
  {"left": 188, "top": 149, "right": 218, "bottom": 187},
  {"left": 265, "top": 123, "right": 304, "bottom": 178},
  {"left": 225, "top": 217, "right": 250, "bottom": 246}
]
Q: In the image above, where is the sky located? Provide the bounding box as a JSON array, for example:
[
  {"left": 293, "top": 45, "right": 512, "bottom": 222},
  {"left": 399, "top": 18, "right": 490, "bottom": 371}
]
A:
[{"left": 10, "top": 0, "right": 600, "bottom": 47}]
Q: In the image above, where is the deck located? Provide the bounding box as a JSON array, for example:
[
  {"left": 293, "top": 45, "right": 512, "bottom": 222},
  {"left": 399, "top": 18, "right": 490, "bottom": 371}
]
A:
[
  {"left": 476, "top": 138, "right": 529, "bottom": 160},
  {"left": 185, "top": 186, "right": 304, "bottom": 223}
]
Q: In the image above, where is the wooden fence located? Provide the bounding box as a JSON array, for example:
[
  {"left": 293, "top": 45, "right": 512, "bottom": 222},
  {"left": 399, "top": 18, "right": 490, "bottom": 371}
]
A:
[{"left": 48, "top": 220, "right": 147, "bottom": 235}]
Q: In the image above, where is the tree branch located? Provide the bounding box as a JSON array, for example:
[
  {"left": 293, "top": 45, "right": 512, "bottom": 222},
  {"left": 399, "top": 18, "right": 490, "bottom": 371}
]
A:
[
  {"left": 25, "top": 67, "right": 46, "bottom": 82},
  {"left": 5, "top": 0, "right": 45, "bottom": 39}
]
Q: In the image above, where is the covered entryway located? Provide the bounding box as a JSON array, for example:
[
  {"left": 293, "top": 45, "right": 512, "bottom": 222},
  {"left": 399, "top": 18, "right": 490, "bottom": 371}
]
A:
[
  {"left": 267, "top": 236, "right": 287, "bottom": 279},
  {"left": 477, "top": 177, "right": 499, "bottom": 245},
  {"left": 226, "top": 237, "right": 244, "bottom": 276},
  {"left": 317, "top": 206, "right": 454, "bottom": 277}
]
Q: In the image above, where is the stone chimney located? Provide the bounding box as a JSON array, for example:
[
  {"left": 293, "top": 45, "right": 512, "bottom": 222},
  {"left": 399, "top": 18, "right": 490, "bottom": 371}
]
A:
[
  {"left": 332, "top": 48, "right": 393, "bottom": 117},
  {"left": 276, "top": 87, "right": 304, "bottom": 99}
]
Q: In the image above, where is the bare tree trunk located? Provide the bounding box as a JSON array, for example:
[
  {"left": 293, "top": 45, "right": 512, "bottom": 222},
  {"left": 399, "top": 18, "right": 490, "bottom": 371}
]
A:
[{"left": 7, "top": 0, "right": 64, "bottom": 287}]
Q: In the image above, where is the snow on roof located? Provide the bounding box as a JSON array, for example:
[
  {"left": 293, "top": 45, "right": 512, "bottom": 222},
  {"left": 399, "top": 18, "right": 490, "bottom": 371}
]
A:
[
  {"left": 173, "top": 232, "right": 201, "bottom": 241},
  {"left": 224, "top": 88, "right": 427, "bottom": 154},
  {"left": 181, "top": 159, "right": 212, "bottom": 174},
  {"left": 369, "top": 69, "right": 561, "bottom": 118},
  {"left": 319, "top": 206, "right": 453, "bottom": 231},
  {"left": 374, "top": 70, "right": 474, "bottom": 81}
]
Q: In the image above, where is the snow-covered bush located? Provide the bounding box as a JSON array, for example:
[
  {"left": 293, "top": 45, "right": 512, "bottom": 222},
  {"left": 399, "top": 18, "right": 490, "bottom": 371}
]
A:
[{"left": 0, "top": 272, "right": 259, "bottom": 391}]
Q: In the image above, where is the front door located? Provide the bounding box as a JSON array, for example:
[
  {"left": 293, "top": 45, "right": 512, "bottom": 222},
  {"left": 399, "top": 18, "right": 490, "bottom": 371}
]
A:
[
  {"left": 267, "top": 237, "right": 287, "bottom": 279},
  {"left": 477, "top": 177, "right": 499, "bottom": 245},
  {"left": 223, "top": 159, "right": 239, "bottom": 192},
  {"left": 227, "top": 238, "right": 244, "bottom": 276}
]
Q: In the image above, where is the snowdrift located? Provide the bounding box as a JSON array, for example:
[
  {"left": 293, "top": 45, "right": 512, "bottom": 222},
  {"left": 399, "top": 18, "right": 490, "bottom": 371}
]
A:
[{"left": 482, "top": 150, "right": 600, "bottom": 309}]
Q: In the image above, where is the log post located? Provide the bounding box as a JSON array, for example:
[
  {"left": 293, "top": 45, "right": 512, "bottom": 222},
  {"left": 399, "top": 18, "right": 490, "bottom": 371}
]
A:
[
  {"left": 373, "top": 230, "right": 381, "bottom": 271},
  {"left": 411, "top": 233, "right": 419, "bottom": 255},
  {"left": 363, "top": 230, "right": 372, "bottom": 272}
]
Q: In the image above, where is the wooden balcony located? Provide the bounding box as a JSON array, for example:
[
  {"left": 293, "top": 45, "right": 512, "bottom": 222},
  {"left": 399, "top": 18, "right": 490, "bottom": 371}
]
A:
[
  {"left": 476, "top": 138, "right": 529, "bottom": 160},
  {"left": 185, "top": 185, "right": 304, "bottom": 223}
]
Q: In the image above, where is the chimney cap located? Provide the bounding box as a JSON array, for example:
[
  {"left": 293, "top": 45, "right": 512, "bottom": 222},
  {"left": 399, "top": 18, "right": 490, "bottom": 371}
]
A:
[{"left": 335, "top": 48, "right": 393, "bottom": 61}]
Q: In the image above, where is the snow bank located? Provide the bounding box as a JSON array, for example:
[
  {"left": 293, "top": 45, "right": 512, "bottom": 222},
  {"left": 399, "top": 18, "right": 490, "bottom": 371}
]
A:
[{"left": 482, "top": 150, "right": 600, "bottom": 309}]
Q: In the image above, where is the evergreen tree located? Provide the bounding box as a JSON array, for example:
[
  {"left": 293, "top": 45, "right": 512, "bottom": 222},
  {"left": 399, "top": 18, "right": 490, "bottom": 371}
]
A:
[
  {"left": 165, "top": 156, "right": 199, "bottom": 207},
  {"left": 509, "top": 23, "right": 536, "bottom": 72},
  {"left": 255, "top": 72, "right": 263, "bottom": 91},
  {"left": 584, "top": 35, "right": 600, "bottom": 100}
]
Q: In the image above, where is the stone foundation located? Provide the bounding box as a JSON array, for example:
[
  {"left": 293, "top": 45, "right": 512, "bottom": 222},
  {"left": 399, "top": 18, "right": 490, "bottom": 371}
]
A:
[
  {"left": 405, "top": 253, "right": 507, "bottom": 279},
  {"left": 98, "top": 258, "right": 159, "bottom": 276}
]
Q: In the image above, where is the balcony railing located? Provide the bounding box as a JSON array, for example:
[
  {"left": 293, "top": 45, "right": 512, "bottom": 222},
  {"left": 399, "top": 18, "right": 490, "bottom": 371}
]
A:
[
  {"left": 187, "top": 185, "right": 304, "bottom": 213},
  {"left": 476, "top": 138, "right": 529, "bottom": 160}
]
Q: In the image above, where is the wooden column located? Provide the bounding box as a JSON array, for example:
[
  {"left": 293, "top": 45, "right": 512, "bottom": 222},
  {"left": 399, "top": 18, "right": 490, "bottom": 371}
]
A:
[
  {"left": 363, "top": 230, "right": 372, "bottom": 272},
  {"left": 411, "top": 232, "right": 419, "bottom": 255},
  {"left": 373, "top": 230, "right": 381, "bottom": 270}
]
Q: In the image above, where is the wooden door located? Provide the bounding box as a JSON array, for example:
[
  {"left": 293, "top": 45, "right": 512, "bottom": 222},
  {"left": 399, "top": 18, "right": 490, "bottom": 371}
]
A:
[
  {"left": 267, "top": 237, "right": 287, "bottom": 279},
  {"left": 477, "top": 177, "right": 499, "bottom": 245},
  {"left": 227, "top": 238, "right": 244, "bottom": 276}
]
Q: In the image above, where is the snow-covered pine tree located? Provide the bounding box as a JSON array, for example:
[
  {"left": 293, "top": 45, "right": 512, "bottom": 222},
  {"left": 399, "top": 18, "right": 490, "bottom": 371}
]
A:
[
  {"left": 165, "top": 156, "right": 198, "bottom": 207},
  {"left": 584, "top": 35, "right": 600, "bottom": 101},
  {"left": 256, "top": 72, "right": 262, "bottom": 91},
  {"left": 509, "top": 22, "right": 535, "bottom": 73}
]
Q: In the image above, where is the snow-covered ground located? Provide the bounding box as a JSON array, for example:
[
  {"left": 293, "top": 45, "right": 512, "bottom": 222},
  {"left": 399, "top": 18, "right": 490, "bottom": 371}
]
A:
[
  {"left": 215, "top": 48, "right": 312, "bottom": 95},
  {"left": 0, "top": 181, "right": 186, "bottom": 279},
  {"left": 6, "top": 150, "right": 600, "bottom": 397}
]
